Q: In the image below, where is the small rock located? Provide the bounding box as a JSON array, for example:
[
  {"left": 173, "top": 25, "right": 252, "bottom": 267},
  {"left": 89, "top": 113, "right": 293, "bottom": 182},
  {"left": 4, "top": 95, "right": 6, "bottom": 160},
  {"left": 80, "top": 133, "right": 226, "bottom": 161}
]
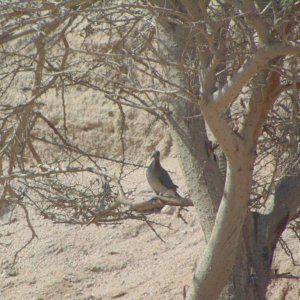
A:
[
  {"left": 161, "top": 205, "right": 176, "bottom": 215},
  {"left": 86, "top": 282, "right": 94, "bottom": 288},
  {"left": 112, "top": 291, "right": 127, "bottom": 298},
  {"left": 7, "top": 269, "right": 18, "bottom": 277}
]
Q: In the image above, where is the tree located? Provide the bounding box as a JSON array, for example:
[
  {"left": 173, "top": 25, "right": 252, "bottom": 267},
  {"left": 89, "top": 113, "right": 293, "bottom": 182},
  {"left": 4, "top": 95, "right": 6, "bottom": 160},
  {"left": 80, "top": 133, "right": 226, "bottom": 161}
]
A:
[{"left": 0, "top": 1, "right": 299, "bottom": 299}]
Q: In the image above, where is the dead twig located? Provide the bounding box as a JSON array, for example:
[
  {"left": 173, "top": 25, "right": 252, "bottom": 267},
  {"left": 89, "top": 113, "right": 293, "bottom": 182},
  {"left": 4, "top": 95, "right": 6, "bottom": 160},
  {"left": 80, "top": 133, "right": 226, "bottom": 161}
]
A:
[{"left": 12, "top": 197, "right": 38, "bottom": 265}]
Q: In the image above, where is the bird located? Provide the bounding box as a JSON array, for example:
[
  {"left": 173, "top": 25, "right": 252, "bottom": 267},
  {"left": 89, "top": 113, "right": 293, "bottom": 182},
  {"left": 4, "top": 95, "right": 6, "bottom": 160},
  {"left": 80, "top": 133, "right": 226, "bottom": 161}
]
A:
[{"left": 146, "top": 150, "right": 180, "bottom": 197}]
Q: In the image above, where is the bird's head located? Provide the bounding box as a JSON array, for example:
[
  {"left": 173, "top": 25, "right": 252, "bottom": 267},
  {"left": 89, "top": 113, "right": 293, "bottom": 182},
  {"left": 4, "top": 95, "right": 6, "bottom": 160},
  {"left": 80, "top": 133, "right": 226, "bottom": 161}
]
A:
[{"left": 151, "top": 150, "right": 160, "bottom": 159}]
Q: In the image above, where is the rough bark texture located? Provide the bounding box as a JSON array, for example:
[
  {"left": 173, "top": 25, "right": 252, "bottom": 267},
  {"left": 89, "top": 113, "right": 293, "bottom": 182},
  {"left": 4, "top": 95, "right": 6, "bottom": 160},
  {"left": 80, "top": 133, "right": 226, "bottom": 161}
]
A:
[
  {"left": 168, "top": 106, "right": 223, "bottom": 240},
  {"left": 152, "top": 2, "right": 300, "bottom": 299},
  {"left": 187, "top": 156, "right": 255, "bottom": 300},
  {"left": 229, "top": 173, "right": 300, "bottom": 300},
  {"left": 156, "top": 19, "right": 223, "bottom": 240}
]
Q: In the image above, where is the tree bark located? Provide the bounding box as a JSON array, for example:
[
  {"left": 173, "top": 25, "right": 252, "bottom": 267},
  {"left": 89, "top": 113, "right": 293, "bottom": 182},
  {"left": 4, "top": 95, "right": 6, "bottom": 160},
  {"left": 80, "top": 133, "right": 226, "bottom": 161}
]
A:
[
  {"left": 155, "top": 7, "right": 259, "bottom": 300},
  {"left": 187, "top": 155, "right": 255, "bottom": 300},
  {"left": 168, "top": 105, "right": 223, "bottom": 240},
  {"left": 229, "top": 172, "right": 300, "bottom": 300},
  {"left": 153, "top": 2, "right": 300, "bottom": 299},
  {"left": 156, "top": 16, "right": 223, "bottom": 241}
]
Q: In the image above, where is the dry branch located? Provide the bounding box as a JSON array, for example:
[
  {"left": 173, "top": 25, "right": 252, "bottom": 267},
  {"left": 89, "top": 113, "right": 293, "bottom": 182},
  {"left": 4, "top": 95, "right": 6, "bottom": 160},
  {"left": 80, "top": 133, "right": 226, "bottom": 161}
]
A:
[
  {"left": 0, "top": 1, "right": 299, "bottom": 299},
  {"left": 87, "top": 194, "right": 193, "bottom": 225}
]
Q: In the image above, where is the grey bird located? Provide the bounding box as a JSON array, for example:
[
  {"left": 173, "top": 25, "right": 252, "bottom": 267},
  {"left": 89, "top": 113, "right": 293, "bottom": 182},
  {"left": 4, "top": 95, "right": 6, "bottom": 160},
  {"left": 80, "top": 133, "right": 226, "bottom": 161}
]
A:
[{"left": 146, "top": 150, "right": 180, "bottom": 197}]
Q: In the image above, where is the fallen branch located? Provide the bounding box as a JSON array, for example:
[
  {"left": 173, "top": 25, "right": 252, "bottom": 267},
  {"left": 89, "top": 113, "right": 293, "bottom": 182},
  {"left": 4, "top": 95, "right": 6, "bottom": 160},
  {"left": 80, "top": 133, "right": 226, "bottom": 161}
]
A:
[{"left": 87, "top": 193, "right": 193, "bottom": 225}]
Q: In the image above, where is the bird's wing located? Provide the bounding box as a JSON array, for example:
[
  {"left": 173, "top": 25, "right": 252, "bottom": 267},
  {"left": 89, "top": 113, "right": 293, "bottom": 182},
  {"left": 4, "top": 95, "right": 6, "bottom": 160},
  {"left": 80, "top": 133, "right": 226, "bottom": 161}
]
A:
[{"left": 159, "top": 168, "right": 178, "bottom": 190}]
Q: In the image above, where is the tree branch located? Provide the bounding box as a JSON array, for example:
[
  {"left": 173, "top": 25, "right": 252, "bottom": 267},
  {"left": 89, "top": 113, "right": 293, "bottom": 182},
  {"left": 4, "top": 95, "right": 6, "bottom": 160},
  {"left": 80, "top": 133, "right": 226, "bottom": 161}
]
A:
[
  {"left": 87, "top": 194, "right": 193, "bottom": 225},
  {"left": 211, "top": 43, "right": 300, "bottom": 112},
  {"left": 0, "top": 167, "right": 110, "bottom": 182}
]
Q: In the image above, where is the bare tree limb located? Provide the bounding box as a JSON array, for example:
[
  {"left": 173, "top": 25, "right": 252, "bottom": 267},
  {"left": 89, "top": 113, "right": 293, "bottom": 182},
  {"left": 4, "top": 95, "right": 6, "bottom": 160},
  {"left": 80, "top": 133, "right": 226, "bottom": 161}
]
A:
[{"left": 212, "top": 43, "right": 300, "bottom": 112}]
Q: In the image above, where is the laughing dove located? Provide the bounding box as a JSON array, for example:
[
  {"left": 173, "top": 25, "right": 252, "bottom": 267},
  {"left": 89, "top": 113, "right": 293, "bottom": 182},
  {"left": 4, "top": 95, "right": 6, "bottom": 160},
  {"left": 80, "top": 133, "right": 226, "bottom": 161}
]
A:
[{"left": 146, "top": 150, "right": 180, "bottom": 197}]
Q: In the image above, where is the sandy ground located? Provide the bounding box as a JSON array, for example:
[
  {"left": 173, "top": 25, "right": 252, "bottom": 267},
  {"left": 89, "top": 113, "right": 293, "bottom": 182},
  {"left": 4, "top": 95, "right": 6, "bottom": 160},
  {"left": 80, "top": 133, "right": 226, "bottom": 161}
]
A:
[
  {"left": 1, "top": 78, "right": 299, "bottom": 299},
  {"left": 0, "top": 156, "right": 299, "bottom": 300}
]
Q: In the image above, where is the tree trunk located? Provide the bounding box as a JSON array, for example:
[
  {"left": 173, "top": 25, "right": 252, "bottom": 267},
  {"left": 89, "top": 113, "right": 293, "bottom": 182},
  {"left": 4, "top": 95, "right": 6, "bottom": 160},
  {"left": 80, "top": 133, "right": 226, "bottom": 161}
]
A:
[
  {"left": 228, "top": 172, "right": 300, "bottom": 300},
  {"left": 168, "top": 105, "right": 224, "bottom": 240},
  {"left": 187, "top": 156, "right": 255, "bottom": 300},
  {"left": 155, "top": 11, "right": 259, "bottom": 300},
  {"left": 156, "top": 17, "right": 223, "bottom": 241},
  {"left": 154, "top": 4, "right": 300, "bottom": 300}
]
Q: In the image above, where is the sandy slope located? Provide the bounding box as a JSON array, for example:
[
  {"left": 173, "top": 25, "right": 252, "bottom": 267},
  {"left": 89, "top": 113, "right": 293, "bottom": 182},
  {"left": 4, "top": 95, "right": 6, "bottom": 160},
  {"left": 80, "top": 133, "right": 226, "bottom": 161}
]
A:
[
  {"left": 1, "top": 84, "right": 299, "bottom": 299},
  {"left": 1, "top": 156, "right": 299, "bottom": 300}
]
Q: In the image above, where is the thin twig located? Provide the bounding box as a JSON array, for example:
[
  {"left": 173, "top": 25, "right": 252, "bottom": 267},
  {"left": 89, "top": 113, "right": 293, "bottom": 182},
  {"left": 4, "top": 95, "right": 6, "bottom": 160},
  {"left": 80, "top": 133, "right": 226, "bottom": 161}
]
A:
[
  {"left": 12, "top": 200, "right": 38, "bottom": 265},
  {"left": 142, "top": 214, "right": 166, "bottom": 243}
]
